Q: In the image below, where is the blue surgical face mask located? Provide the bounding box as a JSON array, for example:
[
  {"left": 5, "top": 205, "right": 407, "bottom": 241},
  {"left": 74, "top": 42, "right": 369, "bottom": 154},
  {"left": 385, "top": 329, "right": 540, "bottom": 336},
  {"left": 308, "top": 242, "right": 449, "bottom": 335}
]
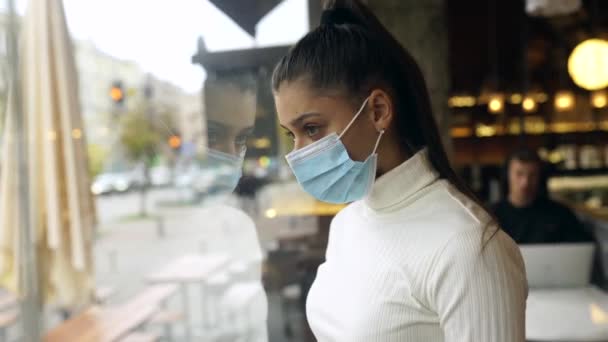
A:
[
  {"left": 207, "top": 148, "right": 245, "bottom": 193},
  {"left": 285, "top": 97, "right": 384, "bottom": 204}
]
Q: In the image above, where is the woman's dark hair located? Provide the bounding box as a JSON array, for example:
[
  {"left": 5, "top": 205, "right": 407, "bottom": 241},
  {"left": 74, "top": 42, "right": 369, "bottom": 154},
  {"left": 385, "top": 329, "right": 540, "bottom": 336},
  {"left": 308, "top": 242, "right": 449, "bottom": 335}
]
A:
[{"left": 272, "top": 0, "right": 498, "bottom": 244}]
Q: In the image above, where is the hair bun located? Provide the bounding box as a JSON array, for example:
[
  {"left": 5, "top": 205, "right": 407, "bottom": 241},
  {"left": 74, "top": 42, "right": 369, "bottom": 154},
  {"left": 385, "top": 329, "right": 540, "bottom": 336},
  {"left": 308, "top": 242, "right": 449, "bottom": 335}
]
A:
[{"left": 320, "top": 8, "right": 361, "bottom": 26}]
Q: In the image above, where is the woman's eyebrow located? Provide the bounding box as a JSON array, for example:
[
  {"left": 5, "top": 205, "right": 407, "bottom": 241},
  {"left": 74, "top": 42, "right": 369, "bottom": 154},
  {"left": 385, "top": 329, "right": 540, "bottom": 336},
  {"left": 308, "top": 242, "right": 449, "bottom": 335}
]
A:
[{"left": 289, "top": 112, "right": 322, "bottom": 127}]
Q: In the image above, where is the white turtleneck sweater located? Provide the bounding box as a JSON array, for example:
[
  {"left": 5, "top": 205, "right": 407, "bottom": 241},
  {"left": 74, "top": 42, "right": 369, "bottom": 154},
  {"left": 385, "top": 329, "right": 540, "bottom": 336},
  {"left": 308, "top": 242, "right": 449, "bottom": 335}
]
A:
[{"left": 306, "top": 150, "right": 528, "bottom": 341}]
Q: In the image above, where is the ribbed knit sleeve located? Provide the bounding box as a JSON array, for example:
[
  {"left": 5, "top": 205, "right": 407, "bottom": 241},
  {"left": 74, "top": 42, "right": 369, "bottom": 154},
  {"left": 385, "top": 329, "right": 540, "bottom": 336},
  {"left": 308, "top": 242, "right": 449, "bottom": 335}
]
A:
[{"left": 429, "top": 228, "right": 528, "bottom": 341}]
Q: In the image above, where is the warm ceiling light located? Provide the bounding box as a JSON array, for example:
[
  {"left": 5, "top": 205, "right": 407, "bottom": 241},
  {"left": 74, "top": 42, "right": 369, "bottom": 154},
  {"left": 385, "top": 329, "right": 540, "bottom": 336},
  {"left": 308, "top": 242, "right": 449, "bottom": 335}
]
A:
[
  {"left": 568, "top": 39, "right": 608, "bottom": 91},
  {"left": 508, "top": 120, "right": 522, "bottom": 134},
  {"left": 534, "top": 92, "right": 549, "bottom": 103},
  {"left": 448, "top": 96, "right": 476, "bottom": 108},
  {"left": 476, "top": 124, "right": 497, "bottom": 137},
  {"left": 509, "top": 93, "right": 523, "bottom": 104},
  {"left": 524, "top": 117, "right": 546, "bottom": 134},
  {"left": 488, "top": 96, "right": 504, "bottom": 113},
  {"left": 554, "top": 91, "right": 575, "bottom": 112},
  {"left": 591, "top": 91, "right": 607, "bottom": 109},
  {"left": 522, "top": 97, "right": 537, "bottom": 112}
]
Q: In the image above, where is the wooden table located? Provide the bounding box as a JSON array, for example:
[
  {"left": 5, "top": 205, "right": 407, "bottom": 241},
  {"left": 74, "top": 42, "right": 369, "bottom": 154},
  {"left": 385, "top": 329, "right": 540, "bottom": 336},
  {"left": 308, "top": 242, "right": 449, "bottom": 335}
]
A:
[
  {"left": 146, "top": 254, "right": 230, "bottom": 340},
  {"left": 45, "top": 284, "right": 177, "bottom": 342},
  {"left": 146, "top": 254, "right": 230, "bottom": 284},
  {"left": 44, "top": 305, "right": 155, "bottom": 342},
  {"left": 526, "top": 286, "right": 608, "bottom": 341}
]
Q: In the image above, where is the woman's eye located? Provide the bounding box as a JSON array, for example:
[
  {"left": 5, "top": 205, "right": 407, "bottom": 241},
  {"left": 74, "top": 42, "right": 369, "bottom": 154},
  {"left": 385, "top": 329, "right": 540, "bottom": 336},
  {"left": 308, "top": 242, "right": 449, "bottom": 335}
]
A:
[{"left": 304, "top": 125, "right": 319, "bottom": 137}]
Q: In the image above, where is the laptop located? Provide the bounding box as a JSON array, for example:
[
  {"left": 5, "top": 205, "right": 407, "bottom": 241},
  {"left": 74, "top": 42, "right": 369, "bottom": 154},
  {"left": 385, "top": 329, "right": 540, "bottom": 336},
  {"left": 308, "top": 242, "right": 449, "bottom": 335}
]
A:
[{"left": 519, "top": 243, "right": 595, "bottom": 288}]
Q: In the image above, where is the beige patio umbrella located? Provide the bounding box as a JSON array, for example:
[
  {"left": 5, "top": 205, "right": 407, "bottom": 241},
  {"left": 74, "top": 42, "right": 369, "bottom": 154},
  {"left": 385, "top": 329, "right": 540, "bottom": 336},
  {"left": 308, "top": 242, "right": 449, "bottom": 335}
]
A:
[{"left": 0, "top": 0, "right": 96, "bottom": 314}]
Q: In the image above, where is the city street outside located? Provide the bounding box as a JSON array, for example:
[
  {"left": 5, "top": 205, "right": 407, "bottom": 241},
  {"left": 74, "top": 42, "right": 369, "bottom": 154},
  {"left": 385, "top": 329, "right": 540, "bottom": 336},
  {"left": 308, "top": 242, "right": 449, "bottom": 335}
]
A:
[{"left": 92, "top": 187, "right": 312, "bottom": 341}]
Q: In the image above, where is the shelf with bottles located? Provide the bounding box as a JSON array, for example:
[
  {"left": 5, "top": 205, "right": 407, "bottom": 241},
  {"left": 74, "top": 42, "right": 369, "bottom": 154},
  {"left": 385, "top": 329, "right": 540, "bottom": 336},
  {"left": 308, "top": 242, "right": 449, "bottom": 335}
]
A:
[
  {"left": 549, "top": 178, "right": 608, "bottom": 220},
  {"left": 452, "top": 128, "right": 608, "bottom": 167},
  {"left": 451, "top": 121, "right": 608, "bottom": 139},
  {"left": 449, "top": 89, "right": 608, "bottom": 139}
]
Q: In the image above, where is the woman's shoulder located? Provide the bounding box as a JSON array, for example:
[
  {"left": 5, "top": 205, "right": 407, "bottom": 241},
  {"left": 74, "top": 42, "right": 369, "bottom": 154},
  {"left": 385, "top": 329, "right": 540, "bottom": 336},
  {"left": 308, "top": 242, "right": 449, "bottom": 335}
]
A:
[
  {"left": 405, "top": 180, "right": 494, "bottom": 237},
  {"left": 400, "top": 180, "right": 517, "bottom": 261},
  {"left": 427, "top": 227, "right": 526, "bottom": 300},
  {"left": 437, "top": 225, "right": 520, "bottom": 262}
]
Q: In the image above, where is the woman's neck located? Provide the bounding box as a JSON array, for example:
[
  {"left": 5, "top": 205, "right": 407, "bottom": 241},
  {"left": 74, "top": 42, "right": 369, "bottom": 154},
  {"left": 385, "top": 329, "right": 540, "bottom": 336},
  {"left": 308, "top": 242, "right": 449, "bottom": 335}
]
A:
[{"left": 376, "top": 140, "right": 410, "bottom": 178}]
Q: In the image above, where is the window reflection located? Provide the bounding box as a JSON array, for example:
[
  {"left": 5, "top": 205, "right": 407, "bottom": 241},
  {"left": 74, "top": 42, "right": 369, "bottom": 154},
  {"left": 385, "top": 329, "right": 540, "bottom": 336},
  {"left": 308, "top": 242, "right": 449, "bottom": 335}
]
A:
[{"left": 204, "top": 75, "right": 257, "bottom": 157}]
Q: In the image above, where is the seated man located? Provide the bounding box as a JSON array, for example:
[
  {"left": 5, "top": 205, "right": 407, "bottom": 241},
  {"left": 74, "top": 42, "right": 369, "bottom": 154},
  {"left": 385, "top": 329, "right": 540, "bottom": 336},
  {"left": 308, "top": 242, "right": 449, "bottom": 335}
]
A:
[{"left": 493, "top": 149, "right": 593, "bottom": 244}]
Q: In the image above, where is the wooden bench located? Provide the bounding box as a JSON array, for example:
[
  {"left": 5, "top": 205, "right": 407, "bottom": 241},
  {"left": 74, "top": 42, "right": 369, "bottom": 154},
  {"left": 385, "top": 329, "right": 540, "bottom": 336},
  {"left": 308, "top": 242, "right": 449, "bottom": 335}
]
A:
[
  {"left": 125, "top": 284, "right": 178, "bottom": 309},
  {"left": 113, "top": 284, "right": 181, "bottom": 342},
  {"left": 45, "top": 284, "right": 178, "bottom": 342}
]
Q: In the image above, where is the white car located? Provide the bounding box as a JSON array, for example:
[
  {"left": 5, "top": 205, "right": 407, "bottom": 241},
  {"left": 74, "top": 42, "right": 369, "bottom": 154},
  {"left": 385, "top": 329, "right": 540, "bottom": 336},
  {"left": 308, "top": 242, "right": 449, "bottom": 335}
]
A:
[
  {"left": 149, "top": 166, "right": 172, "bottom": 187},
  {"left": 174, "top": 165, "right": 219, "bottom": 193},
  {"left": 91, "top": 170, "right": 144, "bottom": 195},
  {"left": 91, "top": 173, "right": 129, "bottom": 195}
]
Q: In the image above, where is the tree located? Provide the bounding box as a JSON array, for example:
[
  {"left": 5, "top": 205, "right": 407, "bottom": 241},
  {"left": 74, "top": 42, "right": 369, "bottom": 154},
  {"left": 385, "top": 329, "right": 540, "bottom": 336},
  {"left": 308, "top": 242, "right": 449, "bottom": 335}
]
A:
[
  {"left": 119, "top": 102, "right": 177, "bottom": 216},
  {"left": 87, "top": 143, "right": 109, "bottom": 177}
]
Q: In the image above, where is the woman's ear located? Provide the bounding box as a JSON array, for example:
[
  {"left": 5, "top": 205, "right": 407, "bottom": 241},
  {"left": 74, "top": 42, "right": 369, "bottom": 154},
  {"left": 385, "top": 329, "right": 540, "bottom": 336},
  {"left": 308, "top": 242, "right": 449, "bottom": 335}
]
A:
[{"left": 368, "top": 89, "right": 394, "bottom": 132}]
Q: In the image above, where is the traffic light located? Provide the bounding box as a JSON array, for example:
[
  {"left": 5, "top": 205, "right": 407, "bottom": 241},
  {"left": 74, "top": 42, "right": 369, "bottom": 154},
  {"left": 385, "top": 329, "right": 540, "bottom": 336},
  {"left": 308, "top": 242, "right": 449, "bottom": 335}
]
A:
[
  {"left": 110, "top": 81, "right": 124, "bottom": 106},
  {"left": 168, "top": 135, "right": 182, "bottom": 150}
]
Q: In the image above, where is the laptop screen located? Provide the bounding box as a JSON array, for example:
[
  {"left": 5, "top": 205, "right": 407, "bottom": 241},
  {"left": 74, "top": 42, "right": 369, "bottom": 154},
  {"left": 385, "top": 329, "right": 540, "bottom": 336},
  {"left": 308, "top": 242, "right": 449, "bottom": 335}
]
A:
[{"left": 519, "top": 243, "right": 595, "bottom": 288}]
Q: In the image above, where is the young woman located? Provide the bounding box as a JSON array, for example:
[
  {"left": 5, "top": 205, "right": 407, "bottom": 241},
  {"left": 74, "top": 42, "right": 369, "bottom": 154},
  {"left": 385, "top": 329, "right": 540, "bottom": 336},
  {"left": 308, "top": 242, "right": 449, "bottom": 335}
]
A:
[{"left": 272, "top": 1, "right": 527, "bottom": 341}]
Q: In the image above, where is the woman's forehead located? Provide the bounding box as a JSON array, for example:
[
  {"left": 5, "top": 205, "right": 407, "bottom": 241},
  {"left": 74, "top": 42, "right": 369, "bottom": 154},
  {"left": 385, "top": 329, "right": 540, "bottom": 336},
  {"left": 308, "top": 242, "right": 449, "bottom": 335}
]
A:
[
  {"left": 206, "top": 84, "right": 256, "bottom": 128},
  {"left": 276, "top": 81, "right": 350, "bottom": 112},
  {"left": 275, "top": 93, "right": 351, "bottom": 128}
]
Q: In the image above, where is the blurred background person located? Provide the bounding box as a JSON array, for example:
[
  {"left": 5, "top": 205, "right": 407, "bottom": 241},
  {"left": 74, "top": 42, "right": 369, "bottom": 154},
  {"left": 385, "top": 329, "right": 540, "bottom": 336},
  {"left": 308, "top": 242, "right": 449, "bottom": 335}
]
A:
[
  {"left": 204, "top": 76, "right": 256, "bottom": 195},
  {"left": 493, "top": 149, "right": 594, "bottom": 244}
]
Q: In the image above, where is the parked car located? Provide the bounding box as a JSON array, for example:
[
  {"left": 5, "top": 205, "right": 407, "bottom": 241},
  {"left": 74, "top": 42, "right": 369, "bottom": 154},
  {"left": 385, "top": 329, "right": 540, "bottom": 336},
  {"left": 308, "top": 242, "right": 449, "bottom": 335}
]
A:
[
  {"left": 90, "top": 168, "right": 147, "bottom": 195},
  {"left": 91, "top": 173, "right": 128, "bottom": 195},
  {"left": 149, "top": 165, "right": 172, "bottom": 187}
]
